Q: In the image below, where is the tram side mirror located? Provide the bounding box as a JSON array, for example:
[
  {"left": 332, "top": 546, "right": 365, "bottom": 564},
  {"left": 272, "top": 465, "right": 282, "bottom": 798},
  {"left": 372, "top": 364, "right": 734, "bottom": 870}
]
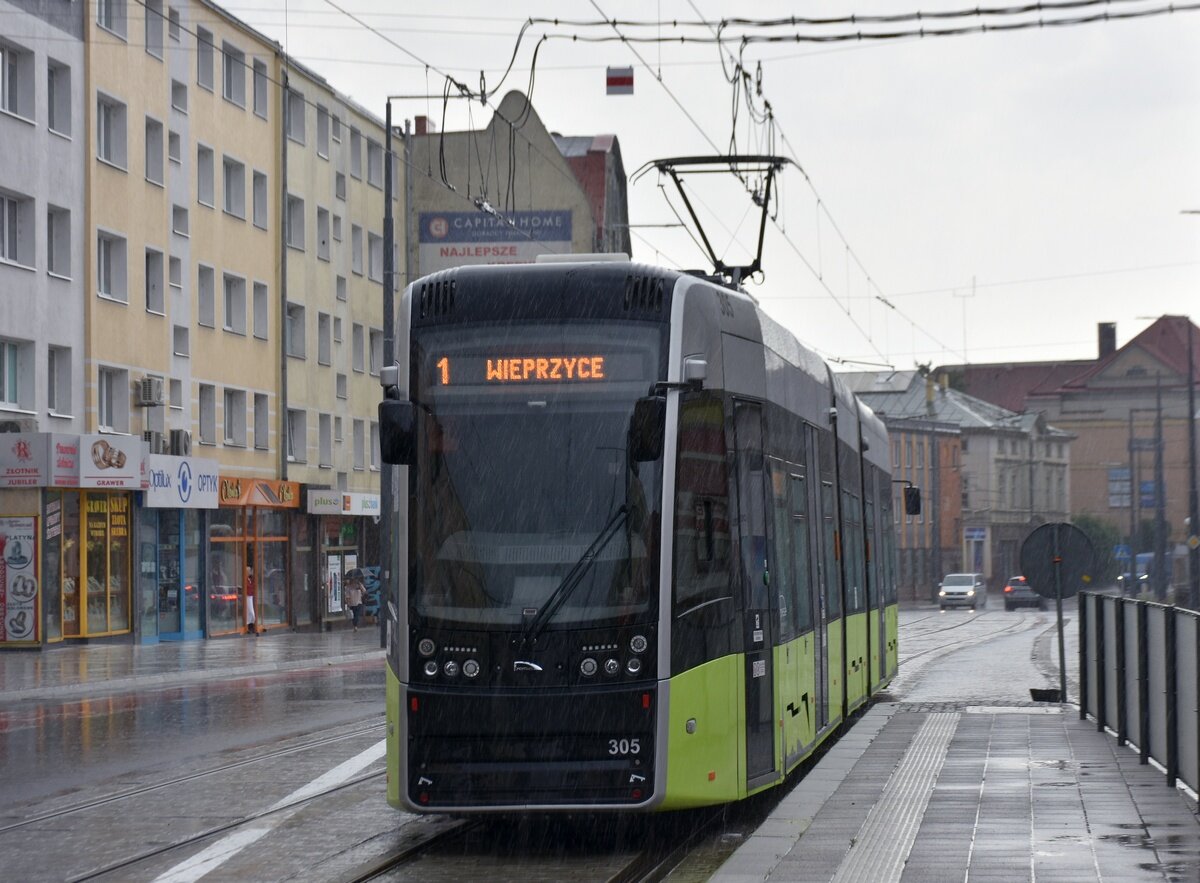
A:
[
  {"left": 378, "top": 399, "right": 416, "bottom": 466},
  {"left": 903, "top": 486, "right": 922, "bottom": 516},
  {"left": 629, "top": 396, "right": 666, "bottom": 462}
]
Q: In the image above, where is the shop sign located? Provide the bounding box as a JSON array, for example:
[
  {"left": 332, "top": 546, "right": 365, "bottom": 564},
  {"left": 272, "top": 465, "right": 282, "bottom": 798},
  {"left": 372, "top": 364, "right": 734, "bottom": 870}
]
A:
[
  {"left": 418, "top": 210, "right": 572, "bottom": 274},
  {"left": 307, "top": 490, "right": 382, "bottom": 516},
  {"left": 79, "top": 434, "right": 147, "bottom": 489},
  {"left": 0, "top": 434, "right": 81, "bottom": 488},
  {"left": 0, "top": 515, "right": 39, "bottom": 645},
  {"left": 145, "top": 455, "right": 220, "bottom": 509},
  {"left": 218, "top": 476, "right": 301, "bottom": 508}
]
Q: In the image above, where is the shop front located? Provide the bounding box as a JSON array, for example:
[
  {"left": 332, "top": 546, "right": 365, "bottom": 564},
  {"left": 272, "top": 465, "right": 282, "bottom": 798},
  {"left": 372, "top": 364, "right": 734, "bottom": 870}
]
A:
[
  {"left": 138, "top": 455, "right": 220, "bottom": 642},
  {"left": 306, "top": 490, "right": 381, "bottom": 629},
  {"left": 212, "top": 476, "right": 300, "bottom": 636},
  {"left": 1, "top": 432, "right": 146, "bottom": 646}
]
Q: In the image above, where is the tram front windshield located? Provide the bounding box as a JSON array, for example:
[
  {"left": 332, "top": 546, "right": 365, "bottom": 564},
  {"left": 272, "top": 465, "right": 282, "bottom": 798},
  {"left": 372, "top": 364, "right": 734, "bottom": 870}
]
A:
[{"left": 411, "top": 322, "right": 665, "bottom": 630}]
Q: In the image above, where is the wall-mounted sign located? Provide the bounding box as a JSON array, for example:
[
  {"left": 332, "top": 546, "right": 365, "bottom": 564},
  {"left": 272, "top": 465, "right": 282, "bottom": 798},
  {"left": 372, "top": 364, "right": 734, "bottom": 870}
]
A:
[
  {"left": 145, "top": 456, "right": 220, "bottom": 509},
  {"left": 418, "top": 210, "right": 572, "bottom": 274},
  {"left": 219, "top": 477, "right": 301, "bottom": 508},
  {"left": 0, "top": 433, "right": 80, "bottom": 488},
  {"left": 0, "top": 516, "right": 39, "bottom": 645},
  {"left": 79, "top": 434, "right": 147, "bottom": 489},
  {"left": 307, "top": 490, "right": 381, "bottom": 516}
]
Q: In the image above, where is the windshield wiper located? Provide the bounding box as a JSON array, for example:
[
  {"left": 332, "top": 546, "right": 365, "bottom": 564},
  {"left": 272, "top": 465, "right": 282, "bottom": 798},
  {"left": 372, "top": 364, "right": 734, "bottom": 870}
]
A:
[{"left": 522, "top": 504, "right": 628, "bottom": 645}]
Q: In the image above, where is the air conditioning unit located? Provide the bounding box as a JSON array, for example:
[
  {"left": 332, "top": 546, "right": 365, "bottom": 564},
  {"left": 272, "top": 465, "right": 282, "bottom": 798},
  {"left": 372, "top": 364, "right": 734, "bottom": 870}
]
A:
[
  {"left": 143, "top": 430, "right": 168, "bottom": 454},
  {"left": 169, "top": 429, "right": 192, "bottom": 456},
  {"left": 0, "top": 416, "right": 38, "bottom": 433},
  {"left": 139, "top": 376, "right": 165, "bottom": 407}
]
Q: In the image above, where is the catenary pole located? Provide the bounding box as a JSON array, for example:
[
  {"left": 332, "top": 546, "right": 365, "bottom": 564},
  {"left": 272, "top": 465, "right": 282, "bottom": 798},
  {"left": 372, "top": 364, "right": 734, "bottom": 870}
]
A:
[
  {"left": 380, "top": 100, "right": 394, "bottom": 648},
  {"left": 1187, "top": 319, "right": 1199, "bottom": 610}
]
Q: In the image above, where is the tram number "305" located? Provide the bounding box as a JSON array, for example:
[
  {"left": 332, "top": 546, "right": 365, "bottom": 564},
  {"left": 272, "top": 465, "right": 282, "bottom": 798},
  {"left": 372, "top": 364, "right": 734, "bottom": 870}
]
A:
[{"left": 607, "top": 738, "right": 641, "bottom": 756}]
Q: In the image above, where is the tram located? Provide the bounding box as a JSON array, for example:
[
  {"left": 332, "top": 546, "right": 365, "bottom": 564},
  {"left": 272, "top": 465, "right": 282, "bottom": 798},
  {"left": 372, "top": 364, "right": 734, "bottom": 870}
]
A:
[{"left": 377, "top": 256, "right": 913, "bottom": 812}]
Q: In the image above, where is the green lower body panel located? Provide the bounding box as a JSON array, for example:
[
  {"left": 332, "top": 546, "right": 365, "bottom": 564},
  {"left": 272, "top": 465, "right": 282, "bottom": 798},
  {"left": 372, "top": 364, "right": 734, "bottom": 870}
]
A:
[
  {"left": 776, "top": 634, "right": 816, "bottom": 773},
  {"left": 660, "top": 654, "right": 743, "bottom": 809},
  {"left": 886, "top": 604, "right": 898, "bottom": 681},
  {"left": 845, "top": 612, "right": 868, "bottom": 710}
]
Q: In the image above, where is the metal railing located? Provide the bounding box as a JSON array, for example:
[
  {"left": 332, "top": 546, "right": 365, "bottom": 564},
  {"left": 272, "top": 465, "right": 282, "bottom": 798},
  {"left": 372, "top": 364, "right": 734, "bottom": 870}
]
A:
[{"left": 1079, "top": 591, "right": 1200, "bottom": 793}]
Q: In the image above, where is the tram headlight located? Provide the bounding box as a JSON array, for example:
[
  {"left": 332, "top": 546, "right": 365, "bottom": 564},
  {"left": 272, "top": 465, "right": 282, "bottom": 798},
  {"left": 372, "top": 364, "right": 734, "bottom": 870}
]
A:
[
  {"left": 462, "top": 659, "right": 480, "bottom": 678},
  {"left": 417, "top": 638, "right": 436, "bottom": 657},
  {"left": 443, "top": 660, "right": 460, "bottom": 677},
  {"left": 630, "top": 634, "right": 648, "bottom": 654},
  {"left": 626, "top": 658, "right": 642, "bottom": 675},
  {"left": 423, "top": 660, "right": 438, "bottom": 677},
  {"left": 604, "top": 658, "right": 620, "bottom": 676},
  {"left": 580, "top": 657, "right": 598, "bottom": 677}
]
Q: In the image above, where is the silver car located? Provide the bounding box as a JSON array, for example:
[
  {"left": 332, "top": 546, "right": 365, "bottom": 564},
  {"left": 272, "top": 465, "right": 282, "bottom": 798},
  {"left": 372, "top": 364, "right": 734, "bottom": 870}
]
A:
[{"left": 939, "top": 572, "right": 987, "bottom": 610}]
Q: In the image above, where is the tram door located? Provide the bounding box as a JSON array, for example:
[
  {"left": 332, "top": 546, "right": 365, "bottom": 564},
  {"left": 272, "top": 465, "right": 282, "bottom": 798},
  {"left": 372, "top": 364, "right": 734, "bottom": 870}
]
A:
[
  {"left": 733, "top": 401, "right": 776, "bottom": 783},
  {"left": 806, "top": 426, "right": 829, "bottom": 733}
]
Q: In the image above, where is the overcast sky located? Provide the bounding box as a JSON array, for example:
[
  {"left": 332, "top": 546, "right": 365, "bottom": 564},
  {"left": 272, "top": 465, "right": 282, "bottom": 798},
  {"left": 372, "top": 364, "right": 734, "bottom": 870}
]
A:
[{"left": 225, "top": 0, "right": 1200, "bottom": 371}]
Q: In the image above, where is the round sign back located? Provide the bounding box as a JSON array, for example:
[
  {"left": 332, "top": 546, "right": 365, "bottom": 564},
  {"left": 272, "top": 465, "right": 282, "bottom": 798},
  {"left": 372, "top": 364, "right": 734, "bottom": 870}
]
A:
[{"left": 1019, "top": 522, "right": 1096, "bottom": 600}]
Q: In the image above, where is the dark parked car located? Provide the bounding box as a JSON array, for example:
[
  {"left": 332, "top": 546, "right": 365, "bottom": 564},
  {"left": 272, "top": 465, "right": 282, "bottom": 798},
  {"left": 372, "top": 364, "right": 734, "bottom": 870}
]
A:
[{"left": 1002, "top": 575, "right": 1043, "bottom": 611}]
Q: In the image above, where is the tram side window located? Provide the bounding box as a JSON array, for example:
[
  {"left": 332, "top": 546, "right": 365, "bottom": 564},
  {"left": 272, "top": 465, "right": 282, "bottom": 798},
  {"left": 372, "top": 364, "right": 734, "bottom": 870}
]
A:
[
  {"left": 881, "top": 498, "right": 898, "bottom": 605},
  {"left": 769, "top": 460, "right": 795, "bottom": 641},
  {"left": 789, "top": 474, "right": 813, "bottom": 634},
  {"left": 821, "top": 481, "right": 841, "bottom": 619},
  {"left": 843, "top": 490, "right": 865, "bottom": 615},
  {"left": 673, "top": 394, "right": 732, "bottom": 618}
]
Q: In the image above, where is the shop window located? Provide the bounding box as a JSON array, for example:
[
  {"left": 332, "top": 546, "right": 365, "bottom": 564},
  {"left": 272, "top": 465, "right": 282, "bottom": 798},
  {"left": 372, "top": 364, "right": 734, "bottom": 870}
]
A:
[{"left": 83, "top": 493, "right": 131, "bottom": 635}]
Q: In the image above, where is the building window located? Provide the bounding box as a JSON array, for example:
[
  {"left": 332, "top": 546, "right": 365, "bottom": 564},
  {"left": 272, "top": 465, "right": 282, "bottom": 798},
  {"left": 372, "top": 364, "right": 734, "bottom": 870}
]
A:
[
  {"left": 0, "top": 190, "right": 33, "bottom": 267},
  {"left": 349, "top": 128, "right": 361, "bottom": 178},
  {"left": 252, "top": 171, "right": 267, "bottom": 228},
  {"left": 286, "top": 408, "right": 306, "bottom": 462},
  {"left": 331, "top": 113, "right": 341, "bottom": 141},
  {"left": 317, "top": 105, "right": 329, "bottom": 157},
  {"left": 223, "top": 388, "right": 246, "bottom": 445},
  {"left": 253, "top": 281, "right": 268, "bottom": 339},
  {"left": 351, "top": 323, "right": 364, "bottom": 372},
  {"left": 369, "top": 329, "right": 383, "bottom": 376},
  {"left": 336, "top": 373, "right": 347, "bottom": 399},
  {"left": 0, "top": 338, "right": 26, "bottom": 408},
  {"left": 168, "top": 8, "right": 181, "bottom": 42},
  {"left": 286, "top": 89, "right": 305, "bottom": 143},
  {"left": 96, "top": 231, "right": 127, "bottom": 301},
  {"left": 47, "top": 60, "right": 71, "bottom": 135},
  {"left": 145, "top": 248, "right": 164, "bottom": 313},
  {"left": 332, "top": 214, "right": 342, "bottom": 242},
  {"left": 318, "top": 413, "right": 332, "bottom": 467},
  {"left": 334, "top": 415, "right": 343, "bottom": 442},
  {"left": 198, "top": 383, "right": 215, "bottom": 443},
  {"left": 145, "top": 117, "right": 164, "bottom": 185},
  {"left": 335, "top": 172, "right": 346, "bottom": 201},
  {"left": 171, "top": 204, "right": 188, "bottom": 236},
  {"left": 169, "top": 255, "right": 181, "bottom": 288},
  {"left": 366, "top": 139, "right": 383, "bottom": 188},
  {"left": 47, "top": 346, "right": 70, "bottom": 414},
  {"left": 253, "top": 59, "right": 268, "bottom": 118},
  {"left": 145, "top": 0, "right": 164, "bottom": 58},
  {"left": 98, "top": 369, "right": 131, "bottom": 433},
  {"left": 316, "top": 207, "right": 330, "bottom": 261},
  {"left": 332, "top": 316, "right": 342, "bottom": 343},
  {"left": 222, "top": 42, "right": 245, "bottom": 106},
  {"left": 197, "top": 265, "right": 215, "bottom": 327},
  {"left": 222, "top": 274, "right": 246, "bottom": 334},
  {"left": 367, "top": 232, "right": 383, "bottom": 282},
  {"left": 370, "top": 421, "right": 380, "bottom": 470},
  {"left": 168, "top": 130, "right": 181, "bottom": 163},
  {"left": 97, "top": 94, "right": 127, "bottom": 168},
  {"left": 169, "top": 378, "right": 182, "bottom": 409},
  {"left": 196, "top": 27, "right": 214, "bottom": 91},
  {"left": 286, "top": 195, "right": 304, "bottom": 249},
  {"left": 173, "top": 325, "right": 189, "bottom": 357},
  {"left": 317, "top": 312, "right": 331, "bottom": 365},
  {"left": 46, "top": 205, "right": 70, "bottom": 278},
  {"left": 197, "top": 145, "right": 214, "bottom": 206},
  {"left": 96, "top": 0, "right": 128, "bottom": 38},
  {"left": 352, "top": 419, "right": 365, "bottom": 470},
  {"left": 254, "top": 393, "right": 268, "bottom": 449},
  {"left": 223, "top": 156, "right": 246, "bottom": 218},
  {"left": 171, "top": 79, "right": 187, "bottom": 114},
  {"left": 335, "top": 275, "right": 346, "bottom": 301},
  {"left": 285, "top": 302, "right": 305, "bottom": 358},
  {"left": 1, "top": 41, "right": 34, "bottom": 119},
  {"left": 350, "top": 225, "right": 362, "bottom": 275}
]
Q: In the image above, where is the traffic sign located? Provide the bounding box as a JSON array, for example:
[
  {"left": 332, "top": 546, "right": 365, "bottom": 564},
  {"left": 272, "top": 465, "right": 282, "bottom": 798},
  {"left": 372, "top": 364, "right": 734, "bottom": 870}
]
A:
[
  {"left": 1188, "top": 535, "right": 1200, "bottom": 551},
  {"left": 1020, "top": 523, "right": 1096, "bottom": 601},
  {"left": 1113, "top": 543, "right": 1131, "bottom": 561}
]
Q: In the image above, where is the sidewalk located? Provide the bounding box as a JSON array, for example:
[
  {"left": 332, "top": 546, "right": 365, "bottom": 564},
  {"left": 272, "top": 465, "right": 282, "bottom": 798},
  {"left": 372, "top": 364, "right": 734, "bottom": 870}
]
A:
[
  {"left": 0, "top": 629, "right": 385, "bottom": 704},
  {"left": 713, "top": 701, "right": 1200, "bottom": 882}
]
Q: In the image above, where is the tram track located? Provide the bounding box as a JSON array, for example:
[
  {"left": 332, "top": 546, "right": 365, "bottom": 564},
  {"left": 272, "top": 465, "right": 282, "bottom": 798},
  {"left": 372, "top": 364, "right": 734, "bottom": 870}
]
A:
[
  {"left": 898, "top": 613, "right": 1037, "bottom": 666},
  {"left": 0, "top": 716, "right": 384, "bottom": 835}
]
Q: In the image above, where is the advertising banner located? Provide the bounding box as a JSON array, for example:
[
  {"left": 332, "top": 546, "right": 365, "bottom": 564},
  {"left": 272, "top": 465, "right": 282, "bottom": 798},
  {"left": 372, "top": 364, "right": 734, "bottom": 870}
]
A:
[
  {"left": 79, "top": 434, "right": 147, "bottom": 489},
  {"left": 0, "top": 516, "right": 39, "bottom": 645},
  {"left": 0, "top": 434, "right": 45, "bottom": 488},
  {"left": 145, "top": 455, "right": 220, "bottom": 509},
  {"left": 418, "top": 210, "right": 572, "bottom": 274},
  {"left": 218, "top": 477, "right": 301, "bottom": 508}
]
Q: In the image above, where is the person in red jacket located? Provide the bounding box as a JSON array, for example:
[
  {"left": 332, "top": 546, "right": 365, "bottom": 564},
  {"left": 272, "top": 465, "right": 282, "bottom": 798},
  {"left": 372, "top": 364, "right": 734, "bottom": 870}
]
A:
[{"left": 245, "top": 562, "right": 259, "bottom": 636}]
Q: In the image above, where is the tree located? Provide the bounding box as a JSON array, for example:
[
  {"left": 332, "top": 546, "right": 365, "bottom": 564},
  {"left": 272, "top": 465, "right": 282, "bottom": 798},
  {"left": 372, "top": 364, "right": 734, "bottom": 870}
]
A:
[{"left": 1073, "top": 514, "right": 1122, "bottom": 584}]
